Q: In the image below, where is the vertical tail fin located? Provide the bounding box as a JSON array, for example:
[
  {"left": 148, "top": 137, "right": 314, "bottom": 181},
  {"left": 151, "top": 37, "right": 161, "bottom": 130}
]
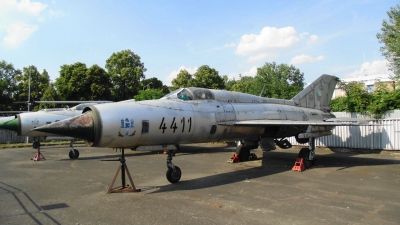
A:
[{"left": 291, "top": 74, "right": 338, "bottom": 112}]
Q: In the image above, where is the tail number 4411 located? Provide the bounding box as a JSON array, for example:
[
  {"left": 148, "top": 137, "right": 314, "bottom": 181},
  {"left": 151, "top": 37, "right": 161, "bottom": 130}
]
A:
[{"left": 159, "top": 117, "right": 192, "bottom": 134}]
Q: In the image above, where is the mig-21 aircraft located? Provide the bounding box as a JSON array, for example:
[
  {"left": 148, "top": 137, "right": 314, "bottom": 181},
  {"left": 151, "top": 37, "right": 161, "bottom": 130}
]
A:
[
  {"left": 0, "top": 101, "right": 112, "bottom": 158},
  {"left": 34, "top": 75, "right": 368, "bottom": 183}
]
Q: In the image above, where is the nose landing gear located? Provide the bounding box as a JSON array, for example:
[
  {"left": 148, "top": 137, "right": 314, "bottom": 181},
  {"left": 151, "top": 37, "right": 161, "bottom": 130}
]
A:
[{"left": 166, "top": 150, "right": 181, "bottom": 183}]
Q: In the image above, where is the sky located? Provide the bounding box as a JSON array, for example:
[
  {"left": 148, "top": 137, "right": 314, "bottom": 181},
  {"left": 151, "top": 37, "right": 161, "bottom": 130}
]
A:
[{"left": 0, "top": 0, "right": 398, "bottom": 86}]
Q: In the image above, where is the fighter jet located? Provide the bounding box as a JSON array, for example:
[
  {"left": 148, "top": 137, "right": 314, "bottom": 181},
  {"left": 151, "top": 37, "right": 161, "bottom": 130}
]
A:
[
  {"left": 0, "top": 101, "right": 112, "bottom": 158},
  {"left": 34, "top": 75, "right": 367, "bottom": 183}
]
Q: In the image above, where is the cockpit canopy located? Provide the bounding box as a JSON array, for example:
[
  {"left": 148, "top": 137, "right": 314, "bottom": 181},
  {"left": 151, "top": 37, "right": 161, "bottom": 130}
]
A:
[
  {"left": 162, "top": 88, "right": 215, "bottom": 101},
  {"left": 161, "top": 87, "right": 296, "bottom": 105}
]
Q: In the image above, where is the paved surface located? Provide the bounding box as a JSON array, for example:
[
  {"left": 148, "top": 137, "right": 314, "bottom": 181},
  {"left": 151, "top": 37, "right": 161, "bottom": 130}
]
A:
[{"left": 0, "top": 143, "right": 400, "bottom": 225}]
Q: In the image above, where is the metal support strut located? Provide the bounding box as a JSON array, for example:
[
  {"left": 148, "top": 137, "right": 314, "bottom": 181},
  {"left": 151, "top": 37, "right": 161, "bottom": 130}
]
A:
[
  {"left": 308, "top": 137, "right": 316, "bottom": 161},
  {"left": 105, "top": 148, "right": 141, "bottom": 193},
  {"left": 166, "top": 150, "right": 176, "bottom": 170}
]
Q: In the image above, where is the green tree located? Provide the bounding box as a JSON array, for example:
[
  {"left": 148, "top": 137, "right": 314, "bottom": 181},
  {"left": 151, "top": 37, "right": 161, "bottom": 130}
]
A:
[
  {"left": 0, "top": 60, "right": 19, "bottom": 111},
  {"left": 134, "top": 89, "right": 166, "bottom": 101},
  {"left": 377, "top": 5, "right": 400, "bottom": 79},
  {"left": 141, "top": 77, "right": 169, "bottom": 94},
  {"left": 55, "top": 62, "right": 88, "bottom": 101},
  {"left": 331, "top": 82, "right": 372, "bottom": 114},
  {"left": 192, "top": 65, "right": 225, "bottom": 89},
  {"left": 223, "top": 75, "right": 237, "bottom": 91},
  {"left": 330, "top": 96, "right": 350, "bottom": 112},
  {"left": 256, "top": 62, "right": 304, "bottom": 99},
  {"left": 171, "top": 69, "right": 193, "bottom": 88},
  {"left": 367, "top": 83, "right": 400, "bottom": 118},
  {"left": 342, "top": 82, "right": 372, "bottom": 113},
  {"left": 230, "top": 76, "right": 259, "bottom": 94},
  {"left": 105, "top": 49, "right": 146, "bottom": 101},
  {"left": 86, "top": 64, "right": 112, "bottom": 100},
  {"left": 14, "top": 65, "right": 50, "bottom": 111},
  {"left": 39, "top": 82, "right": 59, "bottom": 109}
]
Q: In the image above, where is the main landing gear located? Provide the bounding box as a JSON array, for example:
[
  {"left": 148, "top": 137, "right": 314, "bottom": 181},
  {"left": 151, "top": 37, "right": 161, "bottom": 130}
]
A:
[
  {"left": 235, "top": 140, "right": 258, "bottom": 162},
  {"left": 296, "top": 137, "right": 317, "bottom": 169},
  {"left": 166, "top": 150, "right": 181, "bottom": 183}
]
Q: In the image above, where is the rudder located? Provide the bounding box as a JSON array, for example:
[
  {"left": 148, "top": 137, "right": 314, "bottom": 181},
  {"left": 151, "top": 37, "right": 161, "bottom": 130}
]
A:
[{"left": 291, "top": 74, "right": 338, "bottom": 112}]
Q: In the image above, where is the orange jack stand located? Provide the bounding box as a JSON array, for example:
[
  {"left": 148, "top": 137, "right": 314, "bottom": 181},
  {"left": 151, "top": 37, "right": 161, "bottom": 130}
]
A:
[
  {"left": 31, "top": 148, "right": 45, "bottom": 161},
  {"left": 292, "top": 158, "right": 305, "bottom": 172},
  {"left": 227, "top": 153, "right": 240, "bottom": 163}
]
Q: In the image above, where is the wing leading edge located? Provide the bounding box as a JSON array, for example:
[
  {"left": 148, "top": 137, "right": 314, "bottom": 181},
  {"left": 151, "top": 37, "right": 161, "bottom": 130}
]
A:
[{"left": 219, "top": 118, "right": 371, "bottom": 126}]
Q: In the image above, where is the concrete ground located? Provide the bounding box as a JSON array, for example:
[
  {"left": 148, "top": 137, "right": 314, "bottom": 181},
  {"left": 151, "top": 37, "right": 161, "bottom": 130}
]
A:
[{"left": 0, "top": 143, "right": 399, "bottom": 225}]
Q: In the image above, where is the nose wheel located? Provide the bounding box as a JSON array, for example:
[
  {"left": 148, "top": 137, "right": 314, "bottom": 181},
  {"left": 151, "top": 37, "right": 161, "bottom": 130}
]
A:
[
  {"left": 68, "top": 140, "right": 79, "bottom": 159},
  {"left": 166, "top": 150, "right": 181, "bottom": 183},
  {"left": 166, "top": 166, "right": 181, "bottom": 183}
]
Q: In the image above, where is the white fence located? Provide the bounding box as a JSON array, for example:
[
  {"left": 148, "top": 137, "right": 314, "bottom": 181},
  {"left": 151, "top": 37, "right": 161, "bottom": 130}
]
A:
[
  {"left": 288, "top": 119, "right": 400, "bottom": 150},
  {"left": 0, "top": 130, "right": 29, "bottom": 144}
]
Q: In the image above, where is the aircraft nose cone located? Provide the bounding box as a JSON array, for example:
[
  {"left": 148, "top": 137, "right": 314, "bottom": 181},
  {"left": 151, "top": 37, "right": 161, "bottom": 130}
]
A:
[
  {"left": 0, "top": 118, "right": 19, "bottom": 133},
  {"left": 34, "top": 112, "right": 95, "bottom": 142}
]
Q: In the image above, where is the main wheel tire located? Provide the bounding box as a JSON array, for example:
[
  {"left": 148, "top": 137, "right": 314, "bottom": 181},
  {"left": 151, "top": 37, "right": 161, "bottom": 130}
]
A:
[
  {"left": 166, "top": 166, "right": 182, "bottom": 183},
  {"left": 238, "top": 147, "right": 251, "bottom": 162},
  {"left": 297, "top": 148, "right": 314, "bottom": 168},
  {"left": 69, "top": 149, "right": 80, "bottom": 159},
  {"left": 33, "top": 141, "right": 40, "bottom": 149}
]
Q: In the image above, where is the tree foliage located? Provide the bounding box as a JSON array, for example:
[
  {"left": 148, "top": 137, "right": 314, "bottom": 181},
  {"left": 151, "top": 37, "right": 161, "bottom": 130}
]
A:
[
  {"left": 171, "top": 69, "right": 193, "bottom": 88},
  {"left": 377, "top": 5, "right": 400, "bottom": 79},
  {"left": 105, "top": 49, "right": 147, "bottom": 101},
  {"left": 330, "top": 81, "right": 400, "bottom": 118},
  {"left": 230, "top": 76, "right": 258, "bottom": 94},
  {"left": 55, "top": 63, "right": 111, "bottom": 102},
  {"left": 134, "top": 89, "right": 166, "bottom": 101},
  {"left": 55, "top": 62, "right": 88, "bottom": 101},
  {"left": 14, "top": 65, "right": 50, "bottom": 111},
  {"left": 192, "top": 65, "right": 225, "bottom": 89},
  {"left": 141, "top": 77, "right": 169, "bottom": 94},
  {"left": 0, "top": 60, "right": 19, "bottom": 111},
  {"left": 39, "top": 83, "right": 59, "bottom": 109},
  {"left": 171, "top": 65, "right": 225, "bottom": 90},
  {"left": 86, "top": 64, "right": 112, "bottom": 100},
  {"left": 256, "top": 62, "right": 304, "bottom": 99}
]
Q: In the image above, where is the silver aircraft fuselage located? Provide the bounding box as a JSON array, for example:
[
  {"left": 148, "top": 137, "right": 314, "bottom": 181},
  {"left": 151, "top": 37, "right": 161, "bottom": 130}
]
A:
[
  {"left": 81, "top": 87, "right": 335, "bottom": 148},
  {"left": 35, "top": 75, "right": 344, "bottom": 150}
]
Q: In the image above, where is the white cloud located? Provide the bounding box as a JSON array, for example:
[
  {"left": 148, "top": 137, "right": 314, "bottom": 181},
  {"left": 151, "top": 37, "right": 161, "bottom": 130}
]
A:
[
  {"left": 227, "top": 66, "right": 258, "bottom": 80},
  {"left": 49, "top": 9, "right": 64, "bottom": 18},
  {"left": 1, "top": 0, "right": 47, "bottom": 16},
  {"left": 0, "top": 0, "right": 48, "bottom": 47},
  {"left": 346, "top": 60, "right": 390, "bottom": 78},
  {"left": 164, "top": 66, "right": 199, "bottom": 86},
  {"left": 308, "top": 35, "right": 318, "bottom": 44},
  {"left": 290, "top": 54, "right": 324, "bottom": 65},
  {"left": 3, "top": 23, "right": 38, "bottom": 47},
  {"left": 235, "top": 26, "right": 300, "bottom": 56},
  {"left": 299, "top": 32, "right": 309, "bottom": 38},
  {"left": 247, "top": 53, "right": 271, "bottom": 62},
  {"left": 224, "top": 42, "right": 236, "bottom": 48}
]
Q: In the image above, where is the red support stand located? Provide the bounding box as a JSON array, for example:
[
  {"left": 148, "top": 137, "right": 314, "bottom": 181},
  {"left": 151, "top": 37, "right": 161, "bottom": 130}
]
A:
[
  {"left": 227, "top": 153, "right": 240, "bottom": 163},
  {"left": 292, "top": 158, "right": 305, "bottom": 172},
  {"left": 31, "top": 148, "right": 45, "bottom": 161}
]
